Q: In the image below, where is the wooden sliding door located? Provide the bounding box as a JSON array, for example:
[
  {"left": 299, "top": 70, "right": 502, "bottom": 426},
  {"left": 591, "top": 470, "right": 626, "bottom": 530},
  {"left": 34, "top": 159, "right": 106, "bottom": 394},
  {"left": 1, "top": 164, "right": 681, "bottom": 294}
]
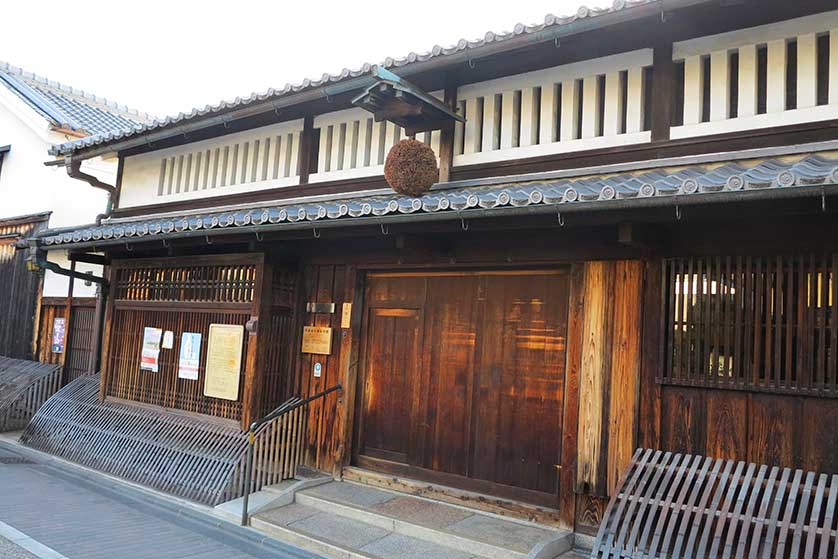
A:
[{"left": 356, "top": 269, "right": 570, "bottom": 505}]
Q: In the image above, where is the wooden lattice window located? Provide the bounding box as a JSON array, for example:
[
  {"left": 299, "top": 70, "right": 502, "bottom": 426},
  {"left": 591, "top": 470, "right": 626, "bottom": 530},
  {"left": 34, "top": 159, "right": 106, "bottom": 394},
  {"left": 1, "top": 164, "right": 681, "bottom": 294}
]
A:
[
  {"left": 105, "top": 254, "right": 264, "bottom": 421},
  {"left": 661, "top": 255, "right": 837, "bottom": 396},
  {"left": 114, "top": 258, "right": 257, "bottom": 304}
]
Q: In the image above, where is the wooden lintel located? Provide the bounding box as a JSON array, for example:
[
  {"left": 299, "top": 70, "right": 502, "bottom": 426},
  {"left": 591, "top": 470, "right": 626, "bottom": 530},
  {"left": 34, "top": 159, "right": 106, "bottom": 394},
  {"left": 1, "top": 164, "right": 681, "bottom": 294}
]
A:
[
  {"left": 617, "top": 223, "right": 664, "bottom": 250},
  {"left": 69, "top": 252, "right": 109, "bottom": 266}
]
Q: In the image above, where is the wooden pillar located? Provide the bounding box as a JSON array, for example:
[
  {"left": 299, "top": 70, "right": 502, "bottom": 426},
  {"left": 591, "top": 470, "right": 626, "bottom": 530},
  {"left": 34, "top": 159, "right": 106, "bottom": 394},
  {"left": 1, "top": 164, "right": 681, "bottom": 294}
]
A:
[
  {"left": 297, "top": 115, "right": 314, "bottom": 185},
  {"left": 559, "top": 263, "right": 585, "bottom": 528},
  {"left": 334, "top": 266, "right": 364, "bottom": 474},
  {"left": 60, "top": 260, "right": 77, "bottom": 372},
  {"left": 242, "top": 259, "right": 272, "bottom": 429},
  {"left": 96, "top": 266, "right": 115, "bottom": 402},
  {"left": 438, "top": 84, "right": 458, "bottom": 184},
  {"left": 650, "top": 41, "right": 674, "bottom": 142},
  {"left": 638, "top": 259, "right": 663, "bottom": 451}
]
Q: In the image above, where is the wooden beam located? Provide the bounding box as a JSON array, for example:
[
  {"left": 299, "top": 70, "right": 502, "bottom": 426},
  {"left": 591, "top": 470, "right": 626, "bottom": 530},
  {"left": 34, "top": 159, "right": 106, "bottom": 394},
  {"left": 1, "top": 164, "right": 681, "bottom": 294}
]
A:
[
  {"left": 438, "top": 84, "right": 458, "bottom": 183},
  {"left": 651, "top": 41, "right": 674, "bottom": 142}
]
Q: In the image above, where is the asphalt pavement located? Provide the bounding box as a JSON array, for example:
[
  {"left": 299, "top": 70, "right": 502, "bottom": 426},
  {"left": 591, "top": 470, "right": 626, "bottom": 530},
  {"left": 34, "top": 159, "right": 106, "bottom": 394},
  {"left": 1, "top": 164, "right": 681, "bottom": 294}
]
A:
[{"left": 0, "top": 441, "right": 320, "bottom": 559}]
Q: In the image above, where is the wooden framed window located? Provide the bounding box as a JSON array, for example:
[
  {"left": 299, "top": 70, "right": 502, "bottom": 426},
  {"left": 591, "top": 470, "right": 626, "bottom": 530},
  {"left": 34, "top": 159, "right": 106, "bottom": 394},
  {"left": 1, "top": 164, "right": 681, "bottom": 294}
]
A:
[
  {"left": 661, "top": 255, "right": 837, "bottom": 397},
  {"left": 104, "top": 254, "right": 264, "bottom": 421}
]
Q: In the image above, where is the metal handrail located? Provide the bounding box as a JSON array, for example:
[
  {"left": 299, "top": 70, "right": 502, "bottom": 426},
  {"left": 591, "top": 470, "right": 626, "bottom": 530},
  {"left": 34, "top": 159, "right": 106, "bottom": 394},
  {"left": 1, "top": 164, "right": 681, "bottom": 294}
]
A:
[{"left": 240, "top": 383, "right": 342, "bottom": 525}]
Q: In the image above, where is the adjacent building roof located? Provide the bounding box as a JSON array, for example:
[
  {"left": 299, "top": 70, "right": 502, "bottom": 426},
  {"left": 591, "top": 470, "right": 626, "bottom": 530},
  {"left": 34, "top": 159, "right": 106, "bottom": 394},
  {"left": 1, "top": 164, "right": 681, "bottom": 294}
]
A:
[
  {"left": 48, "top": 0, "right": 692, "bottom": 157},
  {"left": 0, "top": 61, "right": 154, "bottom": 136},
  {"left": 37, "top": 149, "right": 838, "bottom": 250}
]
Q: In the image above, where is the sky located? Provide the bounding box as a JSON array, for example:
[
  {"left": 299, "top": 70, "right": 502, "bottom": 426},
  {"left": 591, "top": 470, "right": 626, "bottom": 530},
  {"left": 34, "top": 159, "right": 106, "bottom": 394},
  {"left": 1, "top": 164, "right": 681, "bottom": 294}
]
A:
[{"left": 0, "top": 0, "right": 604, "bottom": 119}]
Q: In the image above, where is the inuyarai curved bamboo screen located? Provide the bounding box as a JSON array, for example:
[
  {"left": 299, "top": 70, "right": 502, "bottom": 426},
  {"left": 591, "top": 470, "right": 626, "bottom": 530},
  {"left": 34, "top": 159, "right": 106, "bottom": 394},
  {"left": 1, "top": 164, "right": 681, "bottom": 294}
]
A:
[
  {"left": 661, "top": 254, "right": 837, "bottom": 396},
  {"left": 105, "top": 255, "right": 262, "bottom": 420}
]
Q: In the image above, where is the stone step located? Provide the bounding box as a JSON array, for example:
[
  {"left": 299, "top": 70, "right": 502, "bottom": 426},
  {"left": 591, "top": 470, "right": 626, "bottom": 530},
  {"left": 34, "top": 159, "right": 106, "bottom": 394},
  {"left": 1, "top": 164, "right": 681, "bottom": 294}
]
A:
[
  {"left": 251, "top": 503, "right": 490, "bottom": 559},
  {"left": 292, "top": 481, "right": 573, "bottom": 559}
]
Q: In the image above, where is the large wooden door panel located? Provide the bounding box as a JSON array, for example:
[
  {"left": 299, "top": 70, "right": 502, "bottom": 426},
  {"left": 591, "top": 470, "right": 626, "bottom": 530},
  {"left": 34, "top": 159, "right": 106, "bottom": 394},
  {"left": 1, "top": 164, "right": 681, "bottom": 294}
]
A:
[
  {"left": 416, "top": 276, "right": 480, "bottom": 477},
  {"left": 472, "top": 273, "right": 569, "bottom": 494},
  {"left": 360, "top": 307, "right": 422, "bottom": 463}
]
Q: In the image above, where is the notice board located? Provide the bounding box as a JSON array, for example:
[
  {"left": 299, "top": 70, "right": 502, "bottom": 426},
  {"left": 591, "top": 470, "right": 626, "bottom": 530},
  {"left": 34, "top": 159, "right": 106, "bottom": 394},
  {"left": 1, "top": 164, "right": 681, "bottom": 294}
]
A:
[{"left": 203, "top": 324, "right": 244, "bottom": 401}]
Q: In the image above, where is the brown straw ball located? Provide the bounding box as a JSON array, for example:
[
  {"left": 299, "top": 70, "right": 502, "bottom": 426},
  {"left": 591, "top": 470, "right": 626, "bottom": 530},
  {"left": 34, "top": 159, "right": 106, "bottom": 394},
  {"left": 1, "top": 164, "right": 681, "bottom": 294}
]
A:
[{"left": 383, "top": 139, "right": 439, "bottom": 196}]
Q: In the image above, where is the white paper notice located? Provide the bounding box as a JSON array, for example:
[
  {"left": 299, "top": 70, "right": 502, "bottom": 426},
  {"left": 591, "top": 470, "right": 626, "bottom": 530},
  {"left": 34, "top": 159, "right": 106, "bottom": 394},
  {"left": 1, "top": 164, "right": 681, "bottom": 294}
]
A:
[
  {"left": 162, "top": 330, "right": 174, "bottom": 349},
  {"left": 178, "top": 332, "right": 202, "bottom": 380},
  {"left": 140, "top": 327, "right": 162, "bottom": 372}
]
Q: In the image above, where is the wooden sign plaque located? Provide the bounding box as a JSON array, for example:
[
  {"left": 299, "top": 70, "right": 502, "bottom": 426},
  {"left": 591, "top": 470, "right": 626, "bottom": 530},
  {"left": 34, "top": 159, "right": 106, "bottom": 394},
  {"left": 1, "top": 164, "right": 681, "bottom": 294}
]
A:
[{"left": 301, "top": 326, "right": 333, "bottom": 355}]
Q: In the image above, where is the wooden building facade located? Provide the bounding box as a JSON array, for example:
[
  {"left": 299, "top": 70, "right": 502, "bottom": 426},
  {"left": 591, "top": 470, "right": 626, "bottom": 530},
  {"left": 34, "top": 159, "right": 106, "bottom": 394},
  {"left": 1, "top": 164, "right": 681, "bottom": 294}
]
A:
[{"left": 25, "top": 0, "right": 838, "bottom": 535}]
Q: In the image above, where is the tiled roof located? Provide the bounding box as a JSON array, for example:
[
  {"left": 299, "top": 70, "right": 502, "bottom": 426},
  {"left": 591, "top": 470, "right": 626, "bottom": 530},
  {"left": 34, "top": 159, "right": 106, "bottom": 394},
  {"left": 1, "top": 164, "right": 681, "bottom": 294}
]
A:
[
  {"left": 38, "top": 152, "right": 838, "bottom": 249},
  {"left": 0, "top": 61, "right": 154, "bottom": 136},
  {"left": 50, "top": 0, "right": 663, "bottom": 156}
]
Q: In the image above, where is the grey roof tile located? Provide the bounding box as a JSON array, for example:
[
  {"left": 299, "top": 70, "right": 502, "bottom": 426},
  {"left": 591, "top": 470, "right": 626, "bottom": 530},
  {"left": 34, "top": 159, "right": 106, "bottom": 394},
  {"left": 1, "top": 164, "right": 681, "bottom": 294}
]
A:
[
  {"left": 49, "top": 0, "right": 660, "bottom": 156},
  {"left": 38, "top": 152, "right": 838, "bottom": 249},
  {"left": 0, "top": 61, "right": 153, "bottom": 136}
]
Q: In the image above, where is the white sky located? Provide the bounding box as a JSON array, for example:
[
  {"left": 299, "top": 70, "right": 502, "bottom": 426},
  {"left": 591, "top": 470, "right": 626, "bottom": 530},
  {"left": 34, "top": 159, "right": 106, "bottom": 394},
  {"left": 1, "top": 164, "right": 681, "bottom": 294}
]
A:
[{"left": 0, "top": 0, "right": 604, "bottom": 119}]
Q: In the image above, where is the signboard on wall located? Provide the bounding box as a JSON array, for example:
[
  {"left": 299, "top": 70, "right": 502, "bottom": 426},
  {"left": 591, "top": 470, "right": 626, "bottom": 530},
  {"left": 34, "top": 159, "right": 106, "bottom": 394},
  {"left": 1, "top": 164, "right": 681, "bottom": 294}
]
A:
[
  {"left": 140, "top": 327, "right": 162, "bottom": 372},
  {"left": 178, "top": 332, "right": 202, "bottom": 380},
  {"left": 203, "top": 324, "right": 244, "bottom": 401},
  {"left": 301, "top": 326, "right": 332, "bottom": 355},
  {"left": 51, "top": 317, "right": 66, "bottom": 353}
]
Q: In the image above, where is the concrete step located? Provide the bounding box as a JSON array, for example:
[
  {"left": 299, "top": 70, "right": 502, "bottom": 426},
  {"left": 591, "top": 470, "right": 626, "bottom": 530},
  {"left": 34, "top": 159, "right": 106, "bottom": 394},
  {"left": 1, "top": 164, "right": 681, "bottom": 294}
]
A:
[
  {"left": 290, "top": 481, "right": 573, "bottom": 559},
  {"left": 213, "top": 469, "right": 332, "bottom": 523},
  {"left": 252, "top": 503, "right": 489, "bottom": 559}
]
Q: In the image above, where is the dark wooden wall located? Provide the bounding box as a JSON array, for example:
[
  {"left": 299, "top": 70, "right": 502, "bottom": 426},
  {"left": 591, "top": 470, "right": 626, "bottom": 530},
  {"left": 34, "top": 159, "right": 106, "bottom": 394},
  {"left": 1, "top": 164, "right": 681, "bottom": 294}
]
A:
[
  {"left": 0, "top": 215, "right": 48, "bottom": 360},
  {"left": 36, "top": 297, "right": 97, "bottom": 383}
]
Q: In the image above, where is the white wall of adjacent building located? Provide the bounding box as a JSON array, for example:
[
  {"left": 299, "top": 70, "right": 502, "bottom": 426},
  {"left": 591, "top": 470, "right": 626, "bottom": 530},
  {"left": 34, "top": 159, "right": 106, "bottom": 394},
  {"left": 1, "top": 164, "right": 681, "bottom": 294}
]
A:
[{"left": 0, "top": 82, "right": 113, "bottom": 297}]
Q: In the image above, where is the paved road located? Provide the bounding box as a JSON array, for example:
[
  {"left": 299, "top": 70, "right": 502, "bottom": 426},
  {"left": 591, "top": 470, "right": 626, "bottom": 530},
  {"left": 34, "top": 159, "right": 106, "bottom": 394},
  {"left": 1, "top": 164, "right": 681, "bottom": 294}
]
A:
[{"left": 0, "top": 443, "right": 318, "bottom": 559}]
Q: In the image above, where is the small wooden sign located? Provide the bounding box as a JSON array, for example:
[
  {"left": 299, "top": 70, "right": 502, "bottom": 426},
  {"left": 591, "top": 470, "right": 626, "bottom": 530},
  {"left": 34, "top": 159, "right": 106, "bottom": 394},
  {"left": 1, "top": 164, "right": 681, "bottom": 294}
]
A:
[
  {"left": 301, "top": 326, "right": 333, "bottom": 355},
  {"left": 341, "top": 303, "right": 352, "bottom": 329}
]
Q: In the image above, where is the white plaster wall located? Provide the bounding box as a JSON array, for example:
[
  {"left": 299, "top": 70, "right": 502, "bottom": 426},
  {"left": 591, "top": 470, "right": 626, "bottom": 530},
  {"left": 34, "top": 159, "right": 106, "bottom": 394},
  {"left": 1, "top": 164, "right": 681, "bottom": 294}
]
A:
[
  {"left": 120, "top": 118, "right": 304, "bottom": 209},
  {"left": 0, "top": 86, "right": 113, "bottom": 297}
]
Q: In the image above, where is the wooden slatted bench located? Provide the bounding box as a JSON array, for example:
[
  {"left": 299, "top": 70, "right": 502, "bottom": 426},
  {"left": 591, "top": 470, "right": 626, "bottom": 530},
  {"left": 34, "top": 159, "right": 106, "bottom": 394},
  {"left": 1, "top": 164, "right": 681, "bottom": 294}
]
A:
[
  {"left": 0, "top": 356, "right": 62, "bottom": 431},
  {"left": 592, "top": 448, "right": 838, "bottom": 558}
]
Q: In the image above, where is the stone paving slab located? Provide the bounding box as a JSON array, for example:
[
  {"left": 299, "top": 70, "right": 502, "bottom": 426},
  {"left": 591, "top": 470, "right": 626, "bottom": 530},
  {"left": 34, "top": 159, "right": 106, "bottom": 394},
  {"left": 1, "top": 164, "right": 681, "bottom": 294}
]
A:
[
  {"left": 258, "top": 503, "right": 322, "bottom": 527},
  {"left": 446, "top": 513, "right": 561, "bottom": 553},
  {"left": 360, "top": 532, "right": 477, "bottom": 559},
  {"left": 302, "top": 481, "right": 396, "bottom": 508},
  {"left": 369, "top": 495, "right": 475, "bottom": 529},
  {"left": 288, "top": 511, "right": 390, "bottom": 549}
]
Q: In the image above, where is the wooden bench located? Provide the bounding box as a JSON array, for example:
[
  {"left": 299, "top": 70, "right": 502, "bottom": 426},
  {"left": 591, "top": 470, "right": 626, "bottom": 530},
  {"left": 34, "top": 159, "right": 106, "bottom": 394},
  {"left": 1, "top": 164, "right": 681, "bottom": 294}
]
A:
[{"left": 592, "top": 448, "right": 837, "bottom": 558}]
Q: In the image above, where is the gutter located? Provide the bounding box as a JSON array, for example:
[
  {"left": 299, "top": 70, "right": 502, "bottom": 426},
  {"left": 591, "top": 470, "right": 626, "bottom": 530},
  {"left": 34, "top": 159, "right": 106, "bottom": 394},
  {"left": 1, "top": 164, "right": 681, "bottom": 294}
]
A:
[
  {"left": 47, "top": 156, "right": 117, "bottom": 225},
  {"left": 52, "top": 0, "right": 710, "bottom": 161}
]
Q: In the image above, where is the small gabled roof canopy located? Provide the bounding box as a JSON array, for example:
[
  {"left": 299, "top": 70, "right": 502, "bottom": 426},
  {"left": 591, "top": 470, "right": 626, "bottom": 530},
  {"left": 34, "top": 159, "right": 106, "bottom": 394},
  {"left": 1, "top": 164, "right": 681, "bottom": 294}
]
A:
[
  {"left": 0, "top": 61, "right": 153, "bottom": 136},
  {"left": 35, "top": 143, "right": 838, "bottom": 251},
  {"left": 352, "top": 67, "right": 464, "bottom": 135},
  {"left": 48, "top": 0, "right": 714, "bottom": 159}
]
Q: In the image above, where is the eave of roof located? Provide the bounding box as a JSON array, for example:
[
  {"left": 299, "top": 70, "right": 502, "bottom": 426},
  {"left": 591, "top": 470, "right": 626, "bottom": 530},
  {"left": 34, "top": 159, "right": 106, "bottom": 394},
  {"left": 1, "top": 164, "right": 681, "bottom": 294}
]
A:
[
  {"left": 49, "top": 0, "right": 712, "bottom": 159},
  {"left": 37, "top": 149, "right": 838, "bottom": 251},
  {"left": 0, "top": 211, "right": 53, "bottom": 227}
]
